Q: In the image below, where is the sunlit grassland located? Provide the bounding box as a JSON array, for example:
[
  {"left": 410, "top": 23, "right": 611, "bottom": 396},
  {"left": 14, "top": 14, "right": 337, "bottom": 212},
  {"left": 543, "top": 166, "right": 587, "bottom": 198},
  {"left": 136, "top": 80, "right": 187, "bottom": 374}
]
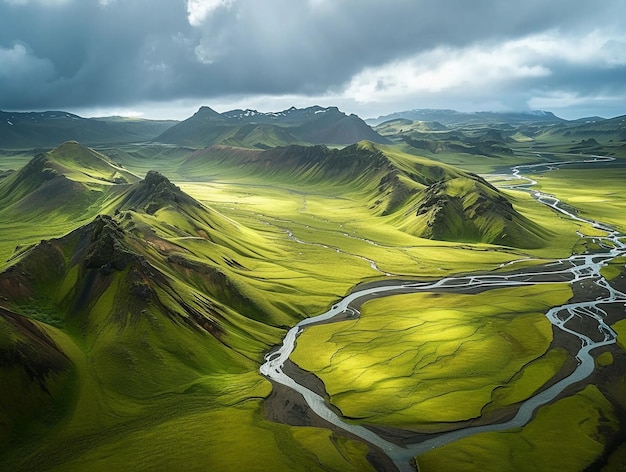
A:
[
  {"left": 415, "top": 385, "right": 618, "bottom": 472},
  {"left": 179, "top": 177, "right": 580, "bottom": 281},
  {"left": 291, "top": 284, "right": 572, "bottom": 429},
  {"left": 0, "top": 220, "right": 90, "bottom": 266},
  {"left": 614, "top": 319, "right": 626, "bottom": 351},
  {"left": 0, "top": 150, "right": 36, "bottom": 171},
  {"left": 532, "top": 166, "right": 626, "bottom": 231}
]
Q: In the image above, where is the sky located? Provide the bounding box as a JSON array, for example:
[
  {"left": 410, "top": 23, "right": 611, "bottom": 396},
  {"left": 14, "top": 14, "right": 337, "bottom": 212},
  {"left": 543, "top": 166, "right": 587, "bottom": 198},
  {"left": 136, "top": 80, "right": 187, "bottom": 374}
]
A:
[{"left": 1, "top": 0, "right": 625, "bottom": 121}]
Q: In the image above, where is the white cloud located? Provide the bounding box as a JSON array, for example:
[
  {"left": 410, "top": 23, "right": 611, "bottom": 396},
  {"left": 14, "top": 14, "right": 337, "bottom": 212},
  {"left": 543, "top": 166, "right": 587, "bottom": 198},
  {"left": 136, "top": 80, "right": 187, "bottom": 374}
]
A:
[
  {"left": 0, "top": 42, "right": 55, "bottom": 79},
  {"left": 342, "top": 30, "right": 626, "bottom": 106},
  {"left": 186, "top": 0, "right": 235, "bottom": 27},
  {"left": 343, "top": 41, "right": 551, "bottom": 104},
  {"left": 527, "top": 91, "right": 626, "bottom": 114}
]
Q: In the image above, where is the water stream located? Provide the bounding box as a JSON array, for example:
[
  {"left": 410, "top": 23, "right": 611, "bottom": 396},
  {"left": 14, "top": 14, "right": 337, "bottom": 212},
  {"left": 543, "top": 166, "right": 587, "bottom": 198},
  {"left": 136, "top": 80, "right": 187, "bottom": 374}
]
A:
[{"left": 260, "top": 155, "right": 626, "bottom": 471}]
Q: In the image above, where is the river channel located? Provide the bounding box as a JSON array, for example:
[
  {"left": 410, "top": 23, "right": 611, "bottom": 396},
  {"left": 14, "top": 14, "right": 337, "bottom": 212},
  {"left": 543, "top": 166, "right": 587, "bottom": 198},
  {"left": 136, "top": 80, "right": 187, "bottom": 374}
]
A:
[{"left": 260, "top": 156, "right": 626, "bottom": 471}]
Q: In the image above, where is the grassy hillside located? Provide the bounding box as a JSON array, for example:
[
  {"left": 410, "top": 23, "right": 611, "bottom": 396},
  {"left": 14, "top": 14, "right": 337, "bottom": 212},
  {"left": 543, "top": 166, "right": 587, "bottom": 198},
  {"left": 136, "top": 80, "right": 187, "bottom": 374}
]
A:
[
  {"left": 0, "top": 142, "right": 140, "bottom": 263},
  {"left": 397, "top": 175, "right": 549, "bottom": 247}
]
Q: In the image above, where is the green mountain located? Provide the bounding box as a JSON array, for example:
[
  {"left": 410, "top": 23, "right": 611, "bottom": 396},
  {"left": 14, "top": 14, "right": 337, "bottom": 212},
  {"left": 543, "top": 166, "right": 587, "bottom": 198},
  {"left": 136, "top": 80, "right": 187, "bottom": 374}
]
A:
[
  {"left": 0, "top": 141, "right": 139, "bottom": 223},
  {"left": 156, "top": 105, "right": 389, "bottom": 148},
  {"left": 0, "top": 167, "right": 291, "bottom": 467},
  {"left": 0, "top": 110, "right": 176, "bottom": 149}
]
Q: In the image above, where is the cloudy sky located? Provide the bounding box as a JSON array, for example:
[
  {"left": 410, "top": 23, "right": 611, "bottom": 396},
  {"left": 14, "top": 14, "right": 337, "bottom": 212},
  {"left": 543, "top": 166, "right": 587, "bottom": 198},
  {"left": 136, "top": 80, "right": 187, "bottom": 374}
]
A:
[{"left": 1, "top": 0, "right": 625, "bottom": 120}]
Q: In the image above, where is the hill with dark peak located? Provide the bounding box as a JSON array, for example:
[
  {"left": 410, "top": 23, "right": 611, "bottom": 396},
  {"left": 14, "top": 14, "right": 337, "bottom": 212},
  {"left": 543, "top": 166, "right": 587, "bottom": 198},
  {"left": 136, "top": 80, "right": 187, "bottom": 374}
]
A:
[
  {"left": 113, "top": 170, "right": 200, "bottom": 215},
  {"left": 367, "top": 109, "right": 565, "bottom": 127},
  {"left": 0, "top": 210, "right": 275, "bottom": 448},
  {"left": 397, "top": 175, "right": 549, "bottom": 248},
  {"left": 156, "top": 105, "right": 389, "bottom": 148},
  {"left": 0, "top": 110, "right": 176, "bottom": 149}
]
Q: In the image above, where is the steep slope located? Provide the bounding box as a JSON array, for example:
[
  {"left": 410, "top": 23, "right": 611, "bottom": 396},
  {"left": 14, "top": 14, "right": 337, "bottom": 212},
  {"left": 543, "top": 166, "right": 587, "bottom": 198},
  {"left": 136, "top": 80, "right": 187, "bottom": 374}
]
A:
[
  {"left": 179, "top": 142, "right": 415, "bottom": 205},
  {"left": 291, "top": 107, "right": 389, "bottom": 145},
  {"left": 154, "top": 106, "right": 235, "bottom": 147},
  {"left": 0, "top": 141, "right": 138, "bottom": 223},
  {"left": 0, "top": 110, "right": 176, "bottom": 149},
  {"left": 0, "top": 170, "right": 290, "bottom": 464},
  {"left": 0, "top": 306, "right": 75, "bottom": 447},
  {"left": 156, "top": 105, "right": 388, "bottom": 147}
]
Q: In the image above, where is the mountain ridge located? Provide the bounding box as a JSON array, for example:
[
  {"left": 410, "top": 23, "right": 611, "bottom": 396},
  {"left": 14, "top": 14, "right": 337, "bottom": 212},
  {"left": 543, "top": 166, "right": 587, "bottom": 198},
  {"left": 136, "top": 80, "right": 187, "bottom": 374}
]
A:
[
  {"left": 366, "top": 108, "right": 566, "bottom": 127},
  {"left": 156, "top": 105, "right": 389, "bottom": 148}
]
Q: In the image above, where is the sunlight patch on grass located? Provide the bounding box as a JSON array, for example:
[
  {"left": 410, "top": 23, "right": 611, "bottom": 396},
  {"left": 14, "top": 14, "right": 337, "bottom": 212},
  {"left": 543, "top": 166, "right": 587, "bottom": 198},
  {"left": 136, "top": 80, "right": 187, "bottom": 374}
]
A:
[
  {"left": 292, "top": 284, "right": 572, "bottom": 428},
  {"left": 415, "top": 385, "right": 618, "bottom": 472}
]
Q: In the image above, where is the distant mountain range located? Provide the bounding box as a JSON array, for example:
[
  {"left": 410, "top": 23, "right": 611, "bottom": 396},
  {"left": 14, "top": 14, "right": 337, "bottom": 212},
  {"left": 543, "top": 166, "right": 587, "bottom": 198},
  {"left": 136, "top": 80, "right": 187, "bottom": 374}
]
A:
[
  {"left": 369, "top": 109, "right": 626, "bottom": 157},
  {"left": 0, "top": 106, "right": 388, "bottom": 149},
  {"left": 0, "top": 110, "right": 176, "bottom": 149},
  {"left": 366, "top": 109, "right": 566, "bottom": 126},
  {"left": 156, "top": 105, "right": 389, "bottom": 148},
  {"left": 2, "top": 106, "right": 623, "bottom": 152}
]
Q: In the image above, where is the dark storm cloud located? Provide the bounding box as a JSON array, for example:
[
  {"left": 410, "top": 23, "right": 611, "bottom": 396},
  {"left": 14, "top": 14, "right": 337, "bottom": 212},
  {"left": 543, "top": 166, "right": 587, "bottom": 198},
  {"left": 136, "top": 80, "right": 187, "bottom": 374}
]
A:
[{"left": 1, "top": 0, "right": 625, "bottom": 117}]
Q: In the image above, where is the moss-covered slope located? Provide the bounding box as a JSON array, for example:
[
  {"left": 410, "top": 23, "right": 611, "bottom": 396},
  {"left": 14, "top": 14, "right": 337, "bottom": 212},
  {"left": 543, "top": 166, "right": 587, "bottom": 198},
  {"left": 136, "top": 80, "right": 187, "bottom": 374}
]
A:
[
  {"left": 0, "top": 172, "right": 285, "bottom": 460},
  {"left": 0, "top": 141, "right": 138, "bottom": 221},
  {"left": 398, "top": 175, "right": 550, "bottom": 248}
]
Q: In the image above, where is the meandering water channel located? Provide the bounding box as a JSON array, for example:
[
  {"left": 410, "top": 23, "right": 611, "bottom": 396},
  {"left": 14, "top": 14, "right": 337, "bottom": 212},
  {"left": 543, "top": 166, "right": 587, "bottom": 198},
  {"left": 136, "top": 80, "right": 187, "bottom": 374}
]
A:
[{"left": 260, "top": 155, "right": 626, "bottom": 471}]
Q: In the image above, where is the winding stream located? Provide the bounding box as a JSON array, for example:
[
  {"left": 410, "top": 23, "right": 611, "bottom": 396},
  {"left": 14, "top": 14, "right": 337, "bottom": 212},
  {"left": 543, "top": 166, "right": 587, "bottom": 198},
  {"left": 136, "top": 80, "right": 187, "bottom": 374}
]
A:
[{"left": 260, "top": 155, "right": 626, "bottom": 471}]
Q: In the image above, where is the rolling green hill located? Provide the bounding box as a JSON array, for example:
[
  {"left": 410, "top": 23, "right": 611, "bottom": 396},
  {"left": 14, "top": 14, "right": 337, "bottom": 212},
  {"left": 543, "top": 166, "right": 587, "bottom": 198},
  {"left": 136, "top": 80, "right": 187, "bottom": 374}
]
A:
[
  {"left": 0, "top": 141, "right": 139, "bottom": 226},
  {"left": 397, "top": 175, "right": 549, "bottom": 247}
]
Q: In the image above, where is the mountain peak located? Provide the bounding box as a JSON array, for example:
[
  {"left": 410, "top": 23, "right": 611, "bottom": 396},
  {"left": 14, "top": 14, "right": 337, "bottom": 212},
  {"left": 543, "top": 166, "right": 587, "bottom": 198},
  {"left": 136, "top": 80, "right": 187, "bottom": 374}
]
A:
[
  {"left": 158, "top": 105, "right": 388, "bottom": 146},
  {"left": 194, "top": 106, "right": 222, "bottom": 118},
  {"left": 115, "top": 170, "right": 198, "bottom": 215},
  {"left": 143, "top": 169, "right": 172, "bottom": 187},
  {"left": 85, "top": 215, "right": 139, "bottom": 272}
]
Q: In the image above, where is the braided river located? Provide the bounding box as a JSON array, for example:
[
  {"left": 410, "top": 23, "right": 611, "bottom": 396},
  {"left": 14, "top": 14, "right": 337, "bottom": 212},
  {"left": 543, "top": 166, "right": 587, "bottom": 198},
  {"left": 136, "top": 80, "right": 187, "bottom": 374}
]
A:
[{"left": 260, "top": 156, "right": 626, "bottom": 471}]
